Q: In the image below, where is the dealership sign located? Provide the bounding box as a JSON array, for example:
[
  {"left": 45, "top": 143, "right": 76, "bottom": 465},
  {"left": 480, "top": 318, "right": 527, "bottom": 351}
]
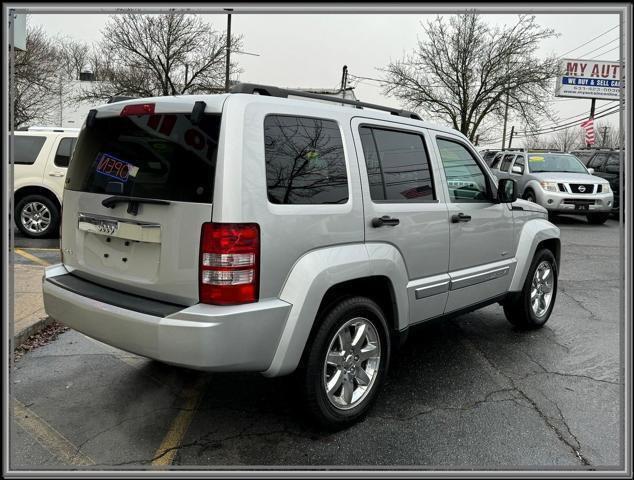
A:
[{"left": 555, "top": 58, "right": 622, "bottom": 100}]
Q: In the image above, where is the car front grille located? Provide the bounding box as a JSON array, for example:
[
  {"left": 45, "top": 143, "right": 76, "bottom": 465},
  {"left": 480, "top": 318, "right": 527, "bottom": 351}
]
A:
[
  {"left": 569, "top": 184, "right": 595, "bottom": 194},
  {"left": 563, "top": 199, "right": 596, "bottom": 206}
]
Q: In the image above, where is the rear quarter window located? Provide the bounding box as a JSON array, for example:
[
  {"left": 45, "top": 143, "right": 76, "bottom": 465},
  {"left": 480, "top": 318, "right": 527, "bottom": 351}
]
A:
[
  {"left": 14, "top": 136, "right": 46, "bottom": 165},
  {"left": 264, "top": 115, "right": 348, "bottom": 205}
]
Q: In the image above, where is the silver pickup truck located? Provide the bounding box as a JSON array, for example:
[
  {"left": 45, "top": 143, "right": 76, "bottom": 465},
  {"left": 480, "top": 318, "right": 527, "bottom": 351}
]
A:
[{"left": 42, "top": 84, "right": 561, "bottom": 428}]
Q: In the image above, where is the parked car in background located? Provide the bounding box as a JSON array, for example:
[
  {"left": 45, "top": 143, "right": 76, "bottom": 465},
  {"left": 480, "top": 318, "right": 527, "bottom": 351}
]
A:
[
  {"left": 491, "top": 149, "right": 613, "bottom": 224},
  {"left": 479, "top": 149, "right": 500, "bottom": 166},
  {"left": 42, "top": 84, "right": 561, "bottom": 428},
  {"left": 569, "top": 148, "right": 622, "bottom": 216},
  {"left": 13, "top": 127, "right": 79, "bottom": 238}
]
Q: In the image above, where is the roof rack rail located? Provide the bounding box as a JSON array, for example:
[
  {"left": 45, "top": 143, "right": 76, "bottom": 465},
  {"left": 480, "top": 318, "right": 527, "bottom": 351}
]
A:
[
  {"left": 229, "top": 83, "right": 422, "bottom": 120},
  {"left": 27, "top": 126, "right": 81, "bottom": 132}
]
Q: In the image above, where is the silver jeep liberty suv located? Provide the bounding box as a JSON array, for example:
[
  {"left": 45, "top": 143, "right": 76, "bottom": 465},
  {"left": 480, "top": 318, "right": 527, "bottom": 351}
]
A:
[{"left": 43, "top": 84, "right": 561, "bottom": 429}]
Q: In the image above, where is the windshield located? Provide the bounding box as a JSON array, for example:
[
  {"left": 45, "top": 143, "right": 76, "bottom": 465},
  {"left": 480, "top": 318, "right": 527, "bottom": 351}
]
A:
[{"left": 527, "top": 153, "right": 588, "bottom": 174}]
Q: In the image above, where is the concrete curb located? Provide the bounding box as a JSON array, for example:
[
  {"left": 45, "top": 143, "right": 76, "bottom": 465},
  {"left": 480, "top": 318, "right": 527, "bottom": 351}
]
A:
[{"left": 14, "top": 316, "right": 56, "bottom": 349}]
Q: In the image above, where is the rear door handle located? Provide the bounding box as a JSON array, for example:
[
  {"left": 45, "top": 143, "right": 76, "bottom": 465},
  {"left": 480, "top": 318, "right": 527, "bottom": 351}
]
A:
[
  {"left": 451, "top": 213, "right": 472, "bottom": 223},
  {"left": 372, "top": 215, "right": 400, "bottom": 227},
  {"left": 48, "top": 171, "right": 65, "bottom": 177}
]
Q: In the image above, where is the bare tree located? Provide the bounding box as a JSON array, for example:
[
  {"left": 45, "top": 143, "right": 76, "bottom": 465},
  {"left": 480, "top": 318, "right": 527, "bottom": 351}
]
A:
[
  {"left": 77, "top": 13, "right": 241, "bottom": 101},
  {"left": 383, "top": 13, "right": 560, "bottom": 142},
  {"left": 595, "top": 121, "right": 621, "bottom": 149},
  {"left": 57, "top": 37, "right": 90, "bottom": 80},
  {"left": 547, "top": 127, "right": 584, "bottom": 152},
  {"left": 11, "top": 24, "right": 61, "bottom": 128}
]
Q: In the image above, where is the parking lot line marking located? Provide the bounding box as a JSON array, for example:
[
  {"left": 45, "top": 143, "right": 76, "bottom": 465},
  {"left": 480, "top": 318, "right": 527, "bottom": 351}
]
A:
[
  {"left": 13, "top": 398, "right": 95, "bottom": 466},
  {"left": 19, "top": 247, "right": 59, "bottom": 251},
  {"left": 152, "top": 378, "right": 205, "bottom": 467},
  {"left": 14, "top": 248, "right": 50, "bottom": 267}
]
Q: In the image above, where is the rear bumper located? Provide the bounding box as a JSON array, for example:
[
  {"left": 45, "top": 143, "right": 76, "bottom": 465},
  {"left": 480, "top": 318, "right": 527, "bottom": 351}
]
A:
[{"left": 42, "top": 264, "right": 291, "bottom": 373}]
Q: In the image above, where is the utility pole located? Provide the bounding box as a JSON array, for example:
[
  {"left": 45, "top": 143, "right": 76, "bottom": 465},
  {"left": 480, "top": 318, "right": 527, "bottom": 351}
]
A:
[
  {"left": 340, "top": 65, "right": 348, "bottom": 92},
  {"left": 58, "top": 72, "right": 63, "bottom": 127},
  {"left": 600, "top": 126, "right": 609, "bottom": 147},
  {"left": 224, "top": 9, "right": 233, "bottom": 92},
  {"left": 508, "top": 125, "right": 515, "bottom": 149},
  {"left": 501, "top": 90, "right": 510, "bottom": 150}
]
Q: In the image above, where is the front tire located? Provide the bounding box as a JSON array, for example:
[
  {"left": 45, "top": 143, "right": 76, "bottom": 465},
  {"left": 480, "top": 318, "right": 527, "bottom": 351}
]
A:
[
  {"left": 15, "top": 195, "right": 60, "bottom": 238},
  {"left": 300, "top": 296, "right": 391, "bottom": 429},
  {"left": 504, "top": 248, "right": 558, "bottom": 329},
  {"left": 587, "top": 212, "right": 610, "bottom": 225},
  {"left": 524, "top": 189, "right": 536, "bottom": 203}
]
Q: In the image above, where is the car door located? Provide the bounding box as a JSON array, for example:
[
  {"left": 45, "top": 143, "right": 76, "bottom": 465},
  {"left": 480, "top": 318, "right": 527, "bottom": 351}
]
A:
[
  {"left": 43, "top": 135, "right": 76, "bottom": 201},
  {"left": 509, "top": 154, "right": 528, "bottom": 194},
  {"left": 351, "top": 118, "right": 450, "bottom": 325},
  {"left": 430, "top": 132, "right": 515, "bottom": 313}
]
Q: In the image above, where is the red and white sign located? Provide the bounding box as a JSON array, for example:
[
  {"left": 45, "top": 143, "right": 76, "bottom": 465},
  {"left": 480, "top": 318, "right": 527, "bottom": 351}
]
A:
[{"left": 555, "top": 58, "right": 623, "bottom": 100}]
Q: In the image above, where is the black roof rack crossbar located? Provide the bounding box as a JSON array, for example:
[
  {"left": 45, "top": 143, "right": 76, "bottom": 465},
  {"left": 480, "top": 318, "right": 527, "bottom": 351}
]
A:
[{"left": 229, "top": 83, "right": 422, "bottom": 120}]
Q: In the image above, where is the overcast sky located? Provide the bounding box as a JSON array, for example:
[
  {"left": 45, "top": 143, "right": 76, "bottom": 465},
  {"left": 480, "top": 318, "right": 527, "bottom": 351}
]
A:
[{"left": 31, "top": 11, "right": 621, "bottom": 147}]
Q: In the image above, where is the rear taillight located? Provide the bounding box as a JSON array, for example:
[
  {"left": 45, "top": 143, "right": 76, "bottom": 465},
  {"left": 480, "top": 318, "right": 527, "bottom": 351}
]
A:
[
  {"left": 199, "top": 223, "right": 260, "bottom": 305},
  {"left": 120, "top": 103, "right": 155, "bottom": 116}
]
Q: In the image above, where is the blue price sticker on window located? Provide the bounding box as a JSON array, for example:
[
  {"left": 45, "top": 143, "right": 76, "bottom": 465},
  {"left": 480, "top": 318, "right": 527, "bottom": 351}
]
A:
[{"left": 95, "top": 153, "right": 139, "bottom": 182}]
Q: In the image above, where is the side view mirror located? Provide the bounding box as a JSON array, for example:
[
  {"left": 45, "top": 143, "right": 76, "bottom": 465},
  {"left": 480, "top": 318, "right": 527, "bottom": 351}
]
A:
[
  {"left": 511, "top": 165, "right": 523, "bottom": 174},
  {"left": 497, "top": 178, "right": 517, "bottom": 203},
  {"left": 587, "top": 167, "right": 595, "bottom": 175}
]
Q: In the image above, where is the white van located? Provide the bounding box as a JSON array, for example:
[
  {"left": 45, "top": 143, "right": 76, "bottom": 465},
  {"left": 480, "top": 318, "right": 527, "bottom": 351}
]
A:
[{"left": 13, "top": 127, "right": 79, "bottom": 238}]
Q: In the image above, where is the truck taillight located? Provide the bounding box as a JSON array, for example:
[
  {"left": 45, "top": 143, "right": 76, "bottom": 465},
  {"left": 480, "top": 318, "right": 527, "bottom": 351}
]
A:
[
  {"left": 199, "top": 223, "right": 260, "bottom": 305},
  {"left": 120, "top": 103, "right": 155, "bottom": 116}
]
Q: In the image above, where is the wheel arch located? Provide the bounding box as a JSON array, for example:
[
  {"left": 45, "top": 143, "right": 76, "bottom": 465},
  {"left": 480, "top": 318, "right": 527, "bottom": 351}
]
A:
[
  {"left": 262, "top": 243, "right": 409, "bottom": 377},
  {"left": 509, "top": 218, "right": 560, "bottom": 291},
  {"left": 14, "top": 185, "right": 62, "bottom": 212}
]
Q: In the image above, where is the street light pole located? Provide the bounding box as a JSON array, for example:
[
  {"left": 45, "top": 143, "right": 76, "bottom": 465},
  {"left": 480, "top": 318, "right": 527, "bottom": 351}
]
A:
[{"left": 224, "top": 9, "right": 232, "bottom": 92}]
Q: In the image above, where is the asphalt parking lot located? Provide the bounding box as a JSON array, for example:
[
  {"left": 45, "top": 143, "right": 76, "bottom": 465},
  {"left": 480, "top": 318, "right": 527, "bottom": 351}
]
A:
[{"left": 10, "top": 216, "right": 623, "bottom": 470}]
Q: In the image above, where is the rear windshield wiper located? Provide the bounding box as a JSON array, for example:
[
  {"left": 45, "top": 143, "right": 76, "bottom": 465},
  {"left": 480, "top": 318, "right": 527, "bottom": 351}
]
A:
[{"left": 102, "top": 196, "right": 170, "bottom": 216}]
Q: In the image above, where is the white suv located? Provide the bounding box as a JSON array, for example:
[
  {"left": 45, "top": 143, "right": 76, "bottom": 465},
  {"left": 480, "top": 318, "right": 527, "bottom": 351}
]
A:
[{"left": 13, "top": 127, "right": 79, "bottom": 238}]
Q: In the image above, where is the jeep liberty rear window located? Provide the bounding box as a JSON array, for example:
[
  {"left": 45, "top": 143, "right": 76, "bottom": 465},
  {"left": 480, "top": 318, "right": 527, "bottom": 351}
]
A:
[{"left": 65, "top": 113, "right": 221, "bottom": 203}]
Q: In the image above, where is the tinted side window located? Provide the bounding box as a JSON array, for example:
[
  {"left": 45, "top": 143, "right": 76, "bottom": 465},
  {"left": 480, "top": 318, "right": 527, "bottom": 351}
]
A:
[
  {"left": 437, "top": 138, "right": 490, "bottom": 203},
  {"left": 499, "top": 154, "right": 515, "bottom": 172},
  {"left": 359, "top": 127, "right": 435, "bottom": 202},
  {"left": 607, "top": 153, "right": 620, "bottom": 167},
  {"left": 14, "top": 136, "right": 46, "bottom": 165},
  {"left": 512, "top": 155, "right": 525, "bottom": 174},
  {"left": 588, "top": 153, "right": 608, "bottom": 169},
  {"left": 491, "top": 154, "right": 503, "bottom": 169},
  {"left": 264, "top": 115, "right": 348, "bottom": 205},
  {"left": 54, "top": 137, "right": 76, "bottom": 167}
]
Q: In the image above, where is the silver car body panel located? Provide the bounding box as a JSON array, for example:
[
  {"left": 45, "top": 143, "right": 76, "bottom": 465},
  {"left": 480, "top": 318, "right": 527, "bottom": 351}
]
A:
[
  {"left": 43, "top": 264, "right": 290, "bottom": 371},
  {"left": 44, "top": 93, "right": 561, "bottom": 376}
]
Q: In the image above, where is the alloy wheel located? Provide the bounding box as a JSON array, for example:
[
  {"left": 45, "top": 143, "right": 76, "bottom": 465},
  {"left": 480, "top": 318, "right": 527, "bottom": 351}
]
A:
[{"left": 322, "top": 317, "right": 381, "bottom": 410}]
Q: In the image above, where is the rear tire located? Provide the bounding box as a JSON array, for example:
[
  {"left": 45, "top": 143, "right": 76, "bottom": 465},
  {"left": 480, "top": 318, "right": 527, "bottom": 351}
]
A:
[
  {"left": 299, "top": 296, "right": 391, "bottom": 430},
  {"left": 586, "top": 212, "right": 610, "bottom": 225},
  {"left": 504, "top": 248, "right": 558, "bottom": 330},
  {"left": 15, "top": 194, "right": 60, "bottom": 239}
]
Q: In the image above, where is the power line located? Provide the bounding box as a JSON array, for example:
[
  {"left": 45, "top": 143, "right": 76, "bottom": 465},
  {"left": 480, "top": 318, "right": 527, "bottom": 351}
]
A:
[
  {"left": 516, "top": 105, "right": 621, "bottom": 135},
  {"left": 575, "top": 37, "right": 620, "bottom": 59},
  {"left": 503, "top": 107, "right": 620, "bottom": 141},
  {"left": 556, "top": 24, "right": 619, "bottom": 58},
  {"left": 589, "top": 45, "right": 621, "bottom": 60}
]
